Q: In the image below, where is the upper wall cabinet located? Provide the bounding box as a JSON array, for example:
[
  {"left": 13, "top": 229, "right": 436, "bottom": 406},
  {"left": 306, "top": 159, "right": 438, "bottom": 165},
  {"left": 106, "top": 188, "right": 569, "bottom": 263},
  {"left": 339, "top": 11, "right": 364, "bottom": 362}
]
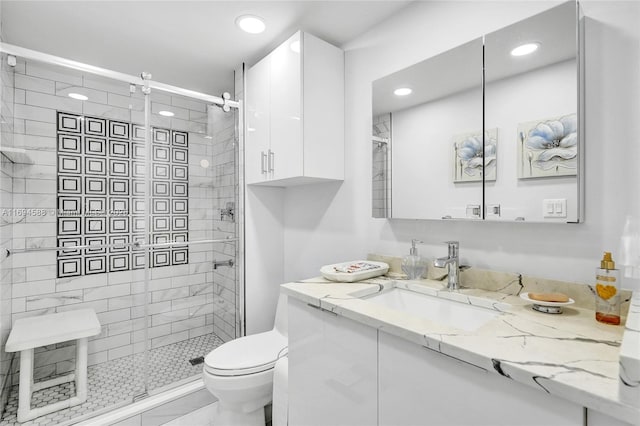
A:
[
  {"left": 371, "top": 1, "right": 584, "bottom": 223},
  {"left": 247, "top": 31, "right": 345, "bottom": 186}
]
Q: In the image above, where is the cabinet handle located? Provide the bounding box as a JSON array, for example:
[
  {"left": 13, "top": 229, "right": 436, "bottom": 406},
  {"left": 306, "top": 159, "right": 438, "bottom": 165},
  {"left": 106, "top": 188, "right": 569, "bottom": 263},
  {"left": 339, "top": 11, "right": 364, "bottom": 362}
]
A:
[
  {"left": 261, "top": 151, "right": 267, "bottom": 174},
  {"left": 268, "top": 149, "right": 275, "bottom": 172}
]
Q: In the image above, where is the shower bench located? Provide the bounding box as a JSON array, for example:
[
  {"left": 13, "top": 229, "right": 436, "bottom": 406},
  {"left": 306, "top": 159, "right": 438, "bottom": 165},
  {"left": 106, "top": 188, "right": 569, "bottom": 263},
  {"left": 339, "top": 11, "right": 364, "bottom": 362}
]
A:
[{"left": 5, "top": 308, "right": 101, "bottom": 422}]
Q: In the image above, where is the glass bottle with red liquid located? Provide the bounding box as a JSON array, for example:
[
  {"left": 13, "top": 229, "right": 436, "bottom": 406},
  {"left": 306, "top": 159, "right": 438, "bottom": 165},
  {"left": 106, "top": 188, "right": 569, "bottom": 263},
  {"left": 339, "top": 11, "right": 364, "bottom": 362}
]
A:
[{"left": 595, "top": 252, "right": 621, "bottom": 325}]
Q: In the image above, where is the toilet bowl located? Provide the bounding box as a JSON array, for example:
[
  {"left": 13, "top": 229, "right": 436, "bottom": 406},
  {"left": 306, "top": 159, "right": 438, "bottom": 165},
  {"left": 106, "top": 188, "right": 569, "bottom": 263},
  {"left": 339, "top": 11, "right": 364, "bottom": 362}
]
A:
[{"left": 203, "top": 293, "right": 288, "bottom": 425}]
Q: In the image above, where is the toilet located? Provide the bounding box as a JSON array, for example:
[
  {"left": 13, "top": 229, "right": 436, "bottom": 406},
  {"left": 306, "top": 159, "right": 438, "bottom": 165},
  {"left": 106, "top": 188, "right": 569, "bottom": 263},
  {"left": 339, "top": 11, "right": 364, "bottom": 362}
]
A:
[{"left": 203, "top": 293, "right": 288, "bottom": 425}]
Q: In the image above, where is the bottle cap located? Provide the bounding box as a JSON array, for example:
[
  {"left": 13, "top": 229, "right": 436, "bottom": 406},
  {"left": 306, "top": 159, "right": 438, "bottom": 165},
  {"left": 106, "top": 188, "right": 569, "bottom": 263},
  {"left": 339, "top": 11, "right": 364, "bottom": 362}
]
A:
[{"left": 600, "top": 252, "right": 615, "bottom": 270}]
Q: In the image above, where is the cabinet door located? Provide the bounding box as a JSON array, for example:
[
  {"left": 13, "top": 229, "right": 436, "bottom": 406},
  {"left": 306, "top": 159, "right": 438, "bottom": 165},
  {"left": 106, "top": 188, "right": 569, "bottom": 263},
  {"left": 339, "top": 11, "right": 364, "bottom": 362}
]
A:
[
  {"left": 269, "top": 31, "right": 302, "bottom": 181},
  {"left": 246, "top": 55, "right": 271, "bottom": 184},
  {"left": 288, "top": 299, "right": 377, "bottom": 425},
  {"left": 379, "top": 331, "right": 583, "bottom": 426}
]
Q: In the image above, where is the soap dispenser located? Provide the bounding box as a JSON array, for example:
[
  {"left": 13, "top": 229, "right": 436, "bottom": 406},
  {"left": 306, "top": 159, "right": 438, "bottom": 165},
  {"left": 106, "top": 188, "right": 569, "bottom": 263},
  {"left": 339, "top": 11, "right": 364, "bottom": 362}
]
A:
[
  {"left": 402, "top": 239, "right": 428, "bottom": 280},
  {"left": 595, "top": 252, "right": 621, "bottom": 325}
]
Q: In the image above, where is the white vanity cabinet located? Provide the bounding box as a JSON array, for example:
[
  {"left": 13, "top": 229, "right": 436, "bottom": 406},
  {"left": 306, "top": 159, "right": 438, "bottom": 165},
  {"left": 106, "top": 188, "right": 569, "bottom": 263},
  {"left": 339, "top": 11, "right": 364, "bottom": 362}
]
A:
[
  {"left": 378, "top": 331, "right": 584, "bottom": 425},
  {"left": 288, "top": 298, "right": 378, "bottom": 426},
  {"left": 246, "top": 31, "right": 344, "bottom": 186}
]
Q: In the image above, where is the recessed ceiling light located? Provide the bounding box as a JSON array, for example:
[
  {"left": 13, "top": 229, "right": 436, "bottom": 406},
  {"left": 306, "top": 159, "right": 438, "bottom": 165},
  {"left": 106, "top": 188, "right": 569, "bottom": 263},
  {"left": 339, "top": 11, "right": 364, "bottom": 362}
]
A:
[
  {"left": 247, "top": 127, "right": 256, "bottom": 132},
  {"left": 159, "top": 110, "right": 174, "bottom": 117},
  {"left": 68, "top": 93, "right": 88, "bottom": 101},
  {"left": 290, "top": 40, "right": 300, "bottom": 53},
  {"left": 394, "top": 87, "right": 412, "bottom": 96},
  {"left": 511, "top": 42, "right": 539, "bottom": 57},
  {"left": 236, "top": 15, "right": 266, "bottom": 34}
]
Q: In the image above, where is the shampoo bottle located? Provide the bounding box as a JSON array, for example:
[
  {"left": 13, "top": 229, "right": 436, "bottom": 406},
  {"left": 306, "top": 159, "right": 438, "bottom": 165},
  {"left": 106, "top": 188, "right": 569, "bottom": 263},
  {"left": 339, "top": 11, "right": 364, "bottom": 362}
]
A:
[
  {"left": 595, "top": 252, "right": 621, "bottom": 325},
  {"left": 402, "top": 239, "right": 428, "bottom": 280}
]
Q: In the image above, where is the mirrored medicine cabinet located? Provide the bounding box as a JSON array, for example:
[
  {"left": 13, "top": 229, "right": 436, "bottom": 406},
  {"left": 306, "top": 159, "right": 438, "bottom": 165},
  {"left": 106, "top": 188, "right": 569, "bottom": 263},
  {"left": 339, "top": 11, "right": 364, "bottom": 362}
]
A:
[{"left": 372, "top": 1, "right": 584, "bottom": 223}]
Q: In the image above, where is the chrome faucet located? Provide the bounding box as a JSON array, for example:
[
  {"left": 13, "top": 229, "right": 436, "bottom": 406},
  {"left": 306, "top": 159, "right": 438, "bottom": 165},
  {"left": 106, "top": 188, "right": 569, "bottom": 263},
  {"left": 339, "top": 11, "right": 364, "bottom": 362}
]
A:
[{"left": 433, "top": 241, "right": 460, "bottom": 291}]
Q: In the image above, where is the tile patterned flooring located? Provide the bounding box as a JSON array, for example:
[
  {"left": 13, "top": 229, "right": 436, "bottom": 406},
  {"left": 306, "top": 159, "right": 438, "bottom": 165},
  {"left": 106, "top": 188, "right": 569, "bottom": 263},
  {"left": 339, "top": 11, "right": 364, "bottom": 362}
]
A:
[{"left": 0, "top": 333, "right": 224, "bottom": 425}]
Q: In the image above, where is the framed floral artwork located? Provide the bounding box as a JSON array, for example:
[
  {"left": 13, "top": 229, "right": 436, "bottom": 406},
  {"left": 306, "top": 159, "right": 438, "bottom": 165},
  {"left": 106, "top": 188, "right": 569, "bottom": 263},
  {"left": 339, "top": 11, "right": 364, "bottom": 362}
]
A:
[
  {"left": 452, "top": 129, "right": 497, "bottom": 183},
  {"left": 518, "top": 114, "right": 577, "bottom": 179}
]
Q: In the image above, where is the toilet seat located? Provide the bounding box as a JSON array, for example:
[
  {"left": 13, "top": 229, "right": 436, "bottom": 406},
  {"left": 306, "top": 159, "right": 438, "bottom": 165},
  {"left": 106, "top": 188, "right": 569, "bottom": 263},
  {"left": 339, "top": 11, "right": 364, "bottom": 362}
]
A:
[{"left": 204, "top": 330, "right": 287, "bottom": 377}]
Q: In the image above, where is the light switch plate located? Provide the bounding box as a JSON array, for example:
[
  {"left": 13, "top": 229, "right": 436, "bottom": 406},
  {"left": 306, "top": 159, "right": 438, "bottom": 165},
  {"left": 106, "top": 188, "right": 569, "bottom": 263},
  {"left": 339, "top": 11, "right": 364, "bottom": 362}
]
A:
[{"left": 543, "top": 199, "right": 567, "bottom": 218}]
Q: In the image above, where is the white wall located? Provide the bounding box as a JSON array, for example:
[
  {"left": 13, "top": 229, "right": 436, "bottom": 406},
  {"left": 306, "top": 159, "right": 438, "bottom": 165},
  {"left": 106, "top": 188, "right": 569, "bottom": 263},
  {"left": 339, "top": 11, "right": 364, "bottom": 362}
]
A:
[{"left": 280, "top": 0, "right": 640, "bottom": 289}]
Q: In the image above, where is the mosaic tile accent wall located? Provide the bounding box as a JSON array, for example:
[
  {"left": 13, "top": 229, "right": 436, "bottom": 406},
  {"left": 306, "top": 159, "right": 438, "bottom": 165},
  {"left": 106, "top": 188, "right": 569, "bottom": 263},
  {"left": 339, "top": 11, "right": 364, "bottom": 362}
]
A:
[{"left": 56, "top": 112, "right": 189, "bottom": 278}]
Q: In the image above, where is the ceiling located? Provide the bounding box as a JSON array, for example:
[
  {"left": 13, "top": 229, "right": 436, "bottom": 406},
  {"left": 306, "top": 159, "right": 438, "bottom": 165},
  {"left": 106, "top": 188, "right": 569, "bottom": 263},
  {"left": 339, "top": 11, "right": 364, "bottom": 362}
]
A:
[{"left": 1, "top": 0, "right": 411, "bottom": 96}]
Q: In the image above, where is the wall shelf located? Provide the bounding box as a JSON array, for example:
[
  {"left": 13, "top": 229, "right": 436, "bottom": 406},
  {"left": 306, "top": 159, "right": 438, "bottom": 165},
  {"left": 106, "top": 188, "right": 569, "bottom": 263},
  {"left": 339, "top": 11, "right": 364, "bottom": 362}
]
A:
[{"left": 0, "top": 146, "right": 34, "bottom": 165}]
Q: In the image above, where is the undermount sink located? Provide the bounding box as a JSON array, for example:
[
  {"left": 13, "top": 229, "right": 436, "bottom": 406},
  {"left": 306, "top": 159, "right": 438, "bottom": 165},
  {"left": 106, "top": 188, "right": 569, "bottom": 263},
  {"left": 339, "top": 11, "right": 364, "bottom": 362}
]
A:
[{"left": 364, "top": 287, "right": 501, "bottom": 332}]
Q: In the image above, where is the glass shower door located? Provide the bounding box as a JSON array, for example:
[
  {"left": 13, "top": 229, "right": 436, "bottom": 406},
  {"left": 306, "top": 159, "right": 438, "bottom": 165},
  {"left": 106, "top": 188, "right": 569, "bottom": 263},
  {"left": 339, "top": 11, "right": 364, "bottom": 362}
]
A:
[{"left": 140, "top": 87, "right": 239, "bottom": 394}]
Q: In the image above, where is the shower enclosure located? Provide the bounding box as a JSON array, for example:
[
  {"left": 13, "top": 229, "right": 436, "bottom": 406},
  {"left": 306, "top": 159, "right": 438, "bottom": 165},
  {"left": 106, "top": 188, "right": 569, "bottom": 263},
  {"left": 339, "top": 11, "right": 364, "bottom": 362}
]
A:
[
  {"left": 372, "top": 113, "right": 391, "bottom": 218},
  {"left": 0, "top": 45, "right": 243, "bottom": 425}
]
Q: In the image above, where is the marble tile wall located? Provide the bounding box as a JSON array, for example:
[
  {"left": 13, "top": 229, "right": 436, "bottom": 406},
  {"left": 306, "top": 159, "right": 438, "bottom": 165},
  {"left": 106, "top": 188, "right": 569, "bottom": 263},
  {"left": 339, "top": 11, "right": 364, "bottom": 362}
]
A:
[
  {"left": 0, "top": 52, "right": 15, "bottom": 417},
  {"left": 5, "top": 58, "right": 238, "bottom": 384},
  {"left": 372, "top": 113, "right": 391, "bottom": 218}
]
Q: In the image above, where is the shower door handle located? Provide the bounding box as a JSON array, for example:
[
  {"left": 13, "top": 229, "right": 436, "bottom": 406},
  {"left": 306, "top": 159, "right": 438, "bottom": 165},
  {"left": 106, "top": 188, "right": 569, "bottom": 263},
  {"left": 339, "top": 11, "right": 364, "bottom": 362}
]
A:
[
  {"left": 261, "top": 151, "right": 267, "bottom": 174},
  {"left": 268, "top": 149, "right": 275, "bottom": 173}
]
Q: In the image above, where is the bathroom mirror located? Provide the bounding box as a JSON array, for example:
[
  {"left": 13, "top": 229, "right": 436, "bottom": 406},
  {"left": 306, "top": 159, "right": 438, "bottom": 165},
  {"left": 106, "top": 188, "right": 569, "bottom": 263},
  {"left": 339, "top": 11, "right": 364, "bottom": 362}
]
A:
[
  {"left": 484, "top": 1, "right": 581, "bottom": 222},
  {"left": 371, "top": 1, "right": 583, "bottom": 223}
]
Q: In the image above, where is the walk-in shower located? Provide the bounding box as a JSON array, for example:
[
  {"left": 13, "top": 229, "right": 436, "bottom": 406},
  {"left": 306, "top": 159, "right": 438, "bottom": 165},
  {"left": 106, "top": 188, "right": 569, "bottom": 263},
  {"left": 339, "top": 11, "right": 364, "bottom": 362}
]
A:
[{"left": 0, "top": 44, "right": 244, "bottom": 425}]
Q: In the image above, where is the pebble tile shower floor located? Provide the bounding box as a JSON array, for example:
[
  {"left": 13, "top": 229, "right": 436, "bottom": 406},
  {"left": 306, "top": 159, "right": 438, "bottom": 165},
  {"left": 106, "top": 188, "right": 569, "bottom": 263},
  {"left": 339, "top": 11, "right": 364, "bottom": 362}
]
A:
[{"left": 0, "top": 333, "right": 224, "bottom": 425}]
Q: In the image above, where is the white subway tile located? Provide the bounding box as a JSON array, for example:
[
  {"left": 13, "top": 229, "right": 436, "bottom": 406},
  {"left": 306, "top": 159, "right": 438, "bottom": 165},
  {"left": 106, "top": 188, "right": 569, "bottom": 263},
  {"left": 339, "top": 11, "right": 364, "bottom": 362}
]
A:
[
  {"left": 88, "top": 350, "right": 108, "bottom": 366},
  {"left": 26, "top": 91, "right": 82, "bottom": 114},
  {"left": 13, "top": 279, "right": 55, "bottom": 298},
  {"left": 151, "top": 331, "right": 188, "bottom": 349},
  {"left": 82, "top": 74, "right": 131, "bottom": 97},
  {"left": 26, "top": 62, "right": 83, "bottom": 86},
  {"left": 14, "top": 223, "right": 56, "bottom": 240},
  {"left": 14, "top": 133, "right": 56, "bottom": 150},
  {"left": 151, "top": 287, "right": 189, "bottom": 303},
  {"left": 14, "top": 88, "right": 26, "bottom": 104},
  {"left": 171, "top": 316, "right": 205, "bottom": 334},
  {"left": 24, "top": 120, "right": 56, "bottom": 137},
  {"left": 56, "top": 83, "right": 108, "bottom": 104},
  {"left": 108, "top": 344, "right": 133, "bottom": 361},
  {"left": 25, "top": 179, "right": 56, "bottom": 194},
  {"left": 151, "top": 308, "right": 190, "bottom": 327},
  {"left": 97, "top": 307, "right": 131, "bottom": 325},
  {"left": 107, "top": 93, "right": 144, "bottom": 111},
  {"left": 82, "top": 101, "right": 131, "bottom": 121},
  {"left": 25, "top": 289, "right": 83, "bottom": 310},
  {"left": 56, "top": 299, "right": 109, "bottom": 314},
  {"left": 84, "top": 283, "right": 130, "bottom": 301},
  {"left": 56, "top": 273, "right": 108, "bottom": 292},
  {"left": 88, "top": 333, "right": 130, "bottom": 354},
  {"left": 11, "top": 297, "right": 26, "bottom": 313},
  {"left": 15, "top": 74, "right": 56, "bottom": 94},
  {"left": 14, "top": 104, "right": 56, "bottom": 123},
  {"left": 12, "top": 251, "right": 55, "bottom": 268}
]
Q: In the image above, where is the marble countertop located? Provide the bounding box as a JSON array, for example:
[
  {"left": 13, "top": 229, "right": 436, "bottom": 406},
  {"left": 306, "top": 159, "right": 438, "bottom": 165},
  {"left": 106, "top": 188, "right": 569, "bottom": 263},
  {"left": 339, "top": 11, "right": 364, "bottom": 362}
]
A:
[{"left": 281, "top": 277, "right": 640, "bottom": 425}]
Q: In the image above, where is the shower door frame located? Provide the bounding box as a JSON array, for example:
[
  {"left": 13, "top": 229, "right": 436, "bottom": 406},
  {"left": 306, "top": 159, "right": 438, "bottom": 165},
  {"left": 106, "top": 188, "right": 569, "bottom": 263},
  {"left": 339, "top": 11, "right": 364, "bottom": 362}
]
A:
[{"left": 0, "top": 41, "right": 245, "bottom": 404}]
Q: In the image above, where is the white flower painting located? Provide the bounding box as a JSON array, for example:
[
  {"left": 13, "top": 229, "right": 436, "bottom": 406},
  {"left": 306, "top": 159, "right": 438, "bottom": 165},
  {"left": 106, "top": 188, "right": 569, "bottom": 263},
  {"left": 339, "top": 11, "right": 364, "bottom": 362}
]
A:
[
  {"left": 518, "top": 114, "right": 577, "bottom": 178},
  {"left": 452, "top": 129, "right": 497, "bottom": 183}
]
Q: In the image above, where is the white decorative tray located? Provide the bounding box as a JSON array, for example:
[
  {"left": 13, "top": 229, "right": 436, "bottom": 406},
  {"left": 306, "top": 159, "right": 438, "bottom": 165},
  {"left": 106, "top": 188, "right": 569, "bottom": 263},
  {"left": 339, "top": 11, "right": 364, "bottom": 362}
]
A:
[{"left": 320, "top": 261, "right": 389, "bottom": 283}]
